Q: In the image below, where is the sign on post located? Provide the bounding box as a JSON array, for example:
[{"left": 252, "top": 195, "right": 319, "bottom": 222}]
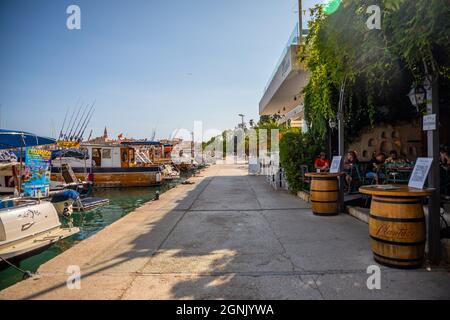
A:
[
  {"left": 408, "top": 157, "right": 433, "bottom": 190},
  {"left": 23, "top": 148, "right": 52, "bottom": 198},
  {"left": 423, "top": 114, "right": 436, "bottom": 131},
  {"left": 329, "top": 156, "right": 343, "bottom": 173}
]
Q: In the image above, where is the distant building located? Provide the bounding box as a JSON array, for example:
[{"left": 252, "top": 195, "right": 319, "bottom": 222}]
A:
[{"left": 88, "top": 126, "right": 110, "bottom": 144}]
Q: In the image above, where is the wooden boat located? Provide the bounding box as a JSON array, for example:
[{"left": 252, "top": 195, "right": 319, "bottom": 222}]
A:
[
  {"left": 122, "top": 141, "right": 180, "bottom": 180},
  {"left": 51, "top": 143, "right": 162, "bottom": 188}
]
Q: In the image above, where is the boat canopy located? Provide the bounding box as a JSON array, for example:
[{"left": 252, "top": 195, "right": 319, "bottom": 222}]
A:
[
  {"left": 121, "top": 141, "right": 161, "bottom": 146},
  {"left": 51, "top": 148, "right": 88, "bottom": 160},
  {"left": 0, "top": 129, "right": 56, "bottom": 150}
]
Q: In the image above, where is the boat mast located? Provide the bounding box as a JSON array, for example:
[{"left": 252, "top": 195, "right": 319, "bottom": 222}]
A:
[
  {"left": 71, "top": 103, "right": 89, "bottom": 141},
  {"left": 78, "top": 105, "right": 95, "bottom": 142},
  {"left": 67, "top": 103, "right": 83, "bottom": 141},
  {"left": 76, "top": 101, "right": 95, "bottom": 141}
]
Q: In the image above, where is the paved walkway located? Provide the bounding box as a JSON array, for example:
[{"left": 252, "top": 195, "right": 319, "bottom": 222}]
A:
[{"left": 1, "top": 164, "right": 449, "bottom": 299}]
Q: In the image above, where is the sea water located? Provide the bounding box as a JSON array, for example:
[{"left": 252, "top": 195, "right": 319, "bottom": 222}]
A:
[{"left": 0, "top": 170, "right": 197, "bottom": 291}]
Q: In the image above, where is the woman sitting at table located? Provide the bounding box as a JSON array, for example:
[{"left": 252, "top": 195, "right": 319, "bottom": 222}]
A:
[
  {"left": 440, "top": 147, "right": 450, "bottom": 167},
  {"left": 385, "top": 150, "right": 402, "bottom": 165},
  {"left": 314, "top": 152, "right": 330, "bottom": 172},
  {"left": 343, "top": 151, "right": 359, "bottom": 187},
  {"left": 366, "top": 152, "right": 386, "bottom": 184}
]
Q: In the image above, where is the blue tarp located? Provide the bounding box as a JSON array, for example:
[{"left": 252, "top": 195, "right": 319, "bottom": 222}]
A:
[
  {"left": 0, "top": 129, "right": 56, "bottom": 149},
  {"left": 121, "top": 141, "right": 161, "bottom": 146},
  {"left": 51, "top": 148, "right": 88, "bottom": 160}
]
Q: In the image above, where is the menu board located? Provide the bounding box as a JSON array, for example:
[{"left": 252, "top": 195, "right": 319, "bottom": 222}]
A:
[
  {"left": 408, "top": 158, "right": 433, "bottom": 189},
  {"left": 23, "top": 148, "right": 52, "bottom": 198},
  {"left": 329, "top": 156, "right": 343, "bottom": 173}
]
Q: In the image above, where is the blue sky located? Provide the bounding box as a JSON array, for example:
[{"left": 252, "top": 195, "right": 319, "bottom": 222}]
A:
[{"left": 0, "top": 0, "right": 323, "bottom": 140}]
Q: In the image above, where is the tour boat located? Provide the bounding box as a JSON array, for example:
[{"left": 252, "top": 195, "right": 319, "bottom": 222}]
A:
[
  {"left": 121, "top": 141, "right": 180, "bottom": 180},
  {"left": 51, "top": 142, "right": 163, "bottom": 187}
]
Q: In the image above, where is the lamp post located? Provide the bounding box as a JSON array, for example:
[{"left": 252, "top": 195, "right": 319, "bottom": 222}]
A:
[
  {"left": 407, "top": 85, "right": 427, "bottom": 112},
  {"left": 238, "top": 114, "right": 245, "bottom": 130},
  {"left": 337, "top": 75, "right": 347, "bottom": 212},
  {"left": 298, "top": 0, "right": 302, "bottom": 42},
  {"left": 424, "top": 76, "right": 441, "bottom": 266},
  {"left": 408, "top": 76, "right": 441, "bottom": 265}
]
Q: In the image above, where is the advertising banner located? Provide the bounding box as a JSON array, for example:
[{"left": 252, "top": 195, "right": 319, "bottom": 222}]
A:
[{"left": 23, "top": 148, "right": 52, "bottom": 198}]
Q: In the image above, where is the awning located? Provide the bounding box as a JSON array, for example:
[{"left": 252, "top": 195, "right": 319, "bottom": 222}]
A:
[{"left": 0, "top": 129, "right": 56, "bottom": 150}]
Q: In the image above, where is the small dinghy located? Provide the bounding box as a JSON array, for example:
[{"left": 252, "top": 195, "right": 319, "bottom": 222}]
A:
[
  {"left": 74, "top": 197, "right": 110, "bottom": 211},
  {"left": 50, "top": 189, "right": 109, "bottom": 214}
]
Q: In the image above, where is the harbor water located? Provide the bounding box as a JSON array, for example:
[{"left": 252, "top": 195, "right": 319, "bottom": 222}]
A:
[{"left": 0, "top": 171, "right": 197, "bottom": 291}]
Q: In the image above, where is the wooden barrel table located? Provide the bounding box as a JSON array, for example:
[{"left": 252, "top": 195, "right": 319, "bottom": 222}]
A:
[
  {"left": 305, "top": 173, "right": 343, "bottom": 216},
  {"left": 359, "top": 186, "right": 434, "bottom": 269}
]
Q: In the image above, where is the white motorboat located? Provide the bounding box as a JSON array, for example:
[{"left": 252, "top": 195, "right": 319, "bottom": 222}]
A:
[{"left": 0, "top": 198, "right": 79, "bottom": 261}]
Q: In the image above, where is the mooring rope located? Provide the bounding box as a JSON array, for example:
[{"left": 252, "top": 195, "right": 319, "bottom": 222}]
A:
[{"left": 0, "top": 255, "right": 36, "bottom": 280}]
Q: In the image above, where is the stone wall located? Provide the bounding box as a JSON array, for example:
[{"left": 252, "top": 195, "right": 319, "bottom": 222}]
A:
[{"left": 347, "top": 120, "right": 423, "bottom": 162}]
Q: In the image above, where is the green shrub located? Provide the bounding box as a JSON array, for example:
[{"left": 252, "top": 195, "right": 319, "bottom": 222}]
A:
[{"left": 280, "top": 130, "right": 323, "bottom": 192}]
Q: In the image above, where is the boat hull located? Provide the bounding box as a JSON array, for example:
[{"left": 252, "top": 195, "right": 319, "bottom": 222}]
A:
[
  {"left": 0, "top": 199, "right": 80, "bottom": 261},
  {"left": 51, "top": 167, "right": 162, "bottom": 188},
  {"left": 0, "top": 226, "right": 79, "bottom": 261}
]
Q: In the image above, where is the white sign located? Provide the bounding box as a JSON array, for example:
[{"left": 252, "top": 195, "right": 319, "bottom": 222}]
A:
[
  {"left": 330, "top": 156, "right": 343, "bottom": 173},
  {"left": 423, "top": 114, "right": 436, "bottom": 131},
  {"left": 408, "top": 157, "right": 433, "bottom": 189}
]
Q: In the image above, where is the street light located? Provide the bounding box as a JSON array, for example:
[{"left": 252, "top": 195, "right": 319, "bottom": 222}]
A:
[
  {"left": 407, "top": 85, "right": 426, "bottom": 111},
  {"left": 238, "top": 114, "right": 245, "bottom": 129}
]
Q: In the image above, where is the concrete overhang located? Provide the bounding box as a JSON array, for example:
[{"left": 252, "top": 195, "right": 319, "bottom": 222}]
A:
[
  {"left": 278, "top": 104, "right": 304, "bottom": 124},
  {"left": 259, "top": 45, "right": 310, "bottom": 116}
]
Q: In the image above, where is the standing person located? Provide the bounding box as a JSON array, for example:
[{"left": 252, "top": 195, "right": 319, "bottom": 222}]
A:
[
  {"left": 366, "top": 152, "right": 386, "bottom": 184},
  {"left": 314, "top": 152, "right": 331, "bottom": 172}
]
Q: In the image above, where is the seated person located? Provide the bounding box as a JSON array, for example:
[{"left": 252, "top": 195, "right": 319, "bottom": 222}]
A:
[
  {"left": 366, "top": 152, "right": 386, "bottom": 184},
  {"left": 440, "top": 147, "right": 450, "bottom": 167},
  {"left": 344, "top": 151, "right": 359, "bottom": 169},
  {"left": 385, "top": 150, "right": 402, "bottom": 165},
  {"left": 314, "top": 152, "right": 330, "bottom": 172},
  {"left": 343, "top": 151, "right": 359, "bottom": 187}
]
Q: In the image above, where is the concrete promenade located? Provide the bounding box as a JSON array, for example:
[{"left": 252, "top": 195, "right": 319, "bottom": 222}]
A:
[{"left": 1, "top": 164, "right": 449, "bottom": 299}]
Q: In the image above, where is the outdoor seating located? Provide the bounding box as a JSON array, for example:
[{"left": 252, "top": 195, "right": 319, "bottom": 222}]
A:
[
  {"left": 384, "top": 163, "right": 414, "bottom": 184},
  {"left": 346, "top": 163, "right": 364, "bottom": 193},
  {"left": 299, "top": 164, "right": 311, "bottom": 189}
]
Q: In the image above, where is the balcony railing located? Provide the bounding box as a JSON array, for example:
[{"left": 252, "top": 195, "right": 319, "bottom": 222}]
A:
[{"left": 263, "top": 24, "right": 302, "bottom": 94}]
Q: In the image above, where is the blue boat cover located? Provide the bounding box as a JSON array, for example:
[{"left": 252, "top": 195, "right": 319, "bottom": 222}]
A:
[
  {"left": 51, "top": 148, "right": 88, "bottom": 160},
  {"left": 0, "top": 129, "right": 56, "bottom": 150},
  {"left": 50, "top": 189, "right": 80, "bottom": 203},
  {"left": 121, "top": 141, "right": 161, "bottom": 146}
]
